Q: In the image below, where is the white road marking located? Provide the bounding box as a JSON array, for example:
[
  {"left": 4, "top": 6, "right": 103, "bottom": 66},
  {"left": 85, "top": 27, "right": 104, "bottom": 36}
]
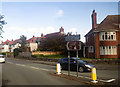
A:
[
  {"left": 16, "top": 64, "right": 26, "bottom": 67},
  {"left": 62, "top": 72, "right": 115, "bottom": 83},
  {"left": 7, "top": 62, "right": 13, "bottom": 64},
  {"left": 99, "top": 79, "right": 116, "bottom": 83},
  {"left": 30, "top": 66, "right": 39, "bottom": 70}
]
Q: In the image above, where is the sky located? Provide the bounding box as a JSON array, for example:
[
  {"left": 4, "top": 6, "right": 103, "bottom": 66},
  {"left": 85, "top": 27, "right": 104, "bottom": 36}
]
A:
[{"left": 0, "top": 0, "right": 118, "bottom": 42}]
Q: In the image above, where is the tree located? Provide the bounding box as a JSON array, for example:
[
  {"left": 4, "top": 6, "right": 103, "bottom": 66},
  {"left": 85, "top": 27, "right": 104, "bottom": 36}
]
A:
[
  {"left": 39, "top": 34, "right": 67, "bottom": 51},
  {"left": 0, "top": 14, "right": 7, "bottom": 38},
  {"left": 19, "top": 35, "right": 27, "bottom": 52}
]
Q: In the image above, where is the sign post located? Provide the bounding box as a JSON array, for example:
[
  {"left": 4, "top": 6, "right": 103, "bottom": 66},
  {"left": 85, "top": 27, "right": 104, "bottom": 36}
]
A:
[
  {"left": 65, "top": 34, "right": 81, "bottom": 77},
  {"left": 76, "top": 50, "right": 78, "bottom": 77},
  {"left": 68, "top": 51, "right": 70, "bottom": 76}
]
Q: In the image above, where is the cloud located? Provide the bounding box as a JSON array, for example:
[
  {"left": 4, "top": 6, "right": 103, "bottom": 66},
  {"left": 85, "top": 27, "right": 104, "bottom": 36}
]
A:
[{"left": 56, "top": 9, "right": 64, "bottom": 17}]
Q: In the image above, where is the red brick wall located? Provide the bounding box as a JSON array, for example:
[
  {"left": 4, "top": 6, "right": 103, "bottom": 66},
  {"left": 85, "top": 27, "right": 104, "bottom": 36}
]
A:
[
  {"left": 100, "top": 41, "right": 117, "bottom": 46},
  {"left": 95, "top": 32, "right": 100, "bottom": 58},
  {"left": 86, "top": 32, "right": 95, "bottom": 58},
  {"left": 100, "top": 55, "right": 118, "bottom": 58},
  {"left": 117, "top": 31, "right": 120, "bottom": 58}
]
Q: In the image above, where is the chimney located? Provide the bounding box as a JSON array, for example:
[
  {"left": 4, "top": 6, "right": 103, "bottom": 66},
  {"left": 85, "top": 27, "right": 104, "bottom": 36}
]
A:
[
  {"left": 91, "top": 10, "right": 97, "bottom": 29},
  {"left": 60, "top": 27, "right": 64, "bottom": 34},
  {"left": 41, "top": 33, "right": 43, "bottom": 37}
]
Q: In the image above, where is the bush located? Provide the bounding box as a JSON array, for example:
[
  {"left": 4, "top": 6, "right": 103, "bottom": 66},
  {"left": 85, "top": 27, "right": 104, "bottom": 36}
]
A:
[
  {"left": 31, "top": 54, "right": 65, "bottom": 59},
  {"left": 1, "top": 52, "right": 7, "bottom": 55},
  {"left": 13, "top": 48, "right": 22, "bottom": 57}
]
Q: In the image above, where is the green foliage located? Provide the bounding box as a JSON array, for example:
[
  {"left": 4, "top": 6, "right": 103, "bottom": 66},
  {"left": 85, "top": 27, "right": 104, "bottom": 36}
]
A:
[
  {"left": 39, "top": 34, "right": 67, "bottom": 51},
  {"left": 1, "top": 52, "right": 7, "bottom": 55},
  {"left": 19, "top": 35, "right": 27, "bottom": 52},
  {"left": 13, "top": 48, "right": 22, "bottom": 57},
  {"left": 32, "top": 54, "right": 66, "bottom": 59}
]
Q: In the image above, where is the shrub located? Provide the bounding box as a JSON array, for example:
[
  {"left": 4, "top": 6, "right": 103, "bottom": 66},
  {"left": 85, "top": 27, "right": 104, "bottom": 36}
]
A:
[{"left": 13, "top": 48, "right": 22, "bottom": 57}]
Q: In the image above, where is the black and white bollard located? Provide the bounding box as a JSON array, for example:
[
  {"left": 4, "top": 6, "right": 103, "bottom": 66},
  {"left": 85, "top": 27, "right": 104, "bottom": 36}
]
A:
[{"left": 56, "top": 63, "right": 61, "bottom": 75}]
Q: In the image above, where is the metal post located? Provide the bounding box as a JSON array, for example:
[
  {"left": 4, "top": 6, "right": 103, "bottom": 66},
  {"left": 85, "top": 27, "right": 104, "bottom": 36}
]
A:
[
  {"left": 68, "top": 51, "right": 70, "bottom": 76},
  {"left": 76, "top": 50, "right": 78, "bottom": 77}
]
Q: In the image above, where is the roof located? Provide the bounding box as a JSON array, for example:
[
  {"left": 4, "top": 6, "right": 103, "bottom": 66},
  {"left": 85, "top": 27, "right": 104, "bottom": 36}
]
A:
[
  {"left": 27, "top": 36, "right": 38, "bottom": 43},
  {"left": 94, "top": 15, "right": 120, "bottom": 32},
  {"left": 45, "top": 32, "right": 61, "bottom": 38},
  {"left": 13, "top": 39, "right": 20, "bottom": 44},
  {"left": 1, "top": 39, "right": 14, "bottom": 45},
  {"left": 85, "top": 15, "right": 120, "bottom": 37}
]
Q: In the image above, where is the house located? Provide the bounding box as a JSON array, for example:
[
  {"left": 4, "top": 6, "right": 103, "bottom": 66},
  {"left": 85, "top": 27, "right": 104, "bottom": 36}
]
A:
[
  {"left": 44, "top": 26, "right": 65, "bottom": 37},
  {"left": 38, "top": 27, "right": 66, "bottom": 51},
  {"left": 26, "top": 36, "right": 40, "bottom": 52},
  {"left": 0, "top": 39, "right": 21, "bottom": 52},
  {"left": 84, "top": 10, "right": 120, "bottom": 58}
]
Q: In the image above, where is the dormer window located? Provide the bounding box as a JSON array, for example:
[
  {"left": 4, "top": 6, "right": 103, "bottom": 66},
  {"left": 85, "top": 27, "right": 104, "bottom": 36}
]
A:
[{"left": 100, "top": 32, "right": 116, "bottom": 41}]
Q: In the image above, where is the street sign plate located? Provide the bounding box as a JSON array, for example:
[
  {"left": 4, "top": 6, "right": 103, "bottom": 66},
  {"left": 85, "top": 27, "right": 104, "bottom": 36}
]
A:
[
  {"left": 66, "top": 41, "right": 81, "bottom": 50},
  {"left": 65, "top": 34, "right": 80, "bottom": 42}
]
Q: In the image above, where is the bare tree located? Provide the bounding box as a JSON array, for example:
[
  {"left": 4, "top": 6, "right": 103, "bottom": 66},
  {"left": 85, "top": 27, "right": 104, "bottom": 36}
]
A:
[{"left": 0, "top": 14, "right": 7, "bottom": 38}]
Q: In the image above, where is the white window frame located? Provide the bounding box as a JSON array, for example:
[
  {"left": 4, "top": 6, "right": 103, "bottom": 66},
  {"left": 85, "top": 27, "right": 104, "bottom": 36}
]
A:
[
  {"left": 100, "top": 46, "right": 117, "bottom": 55},
  {"left": 88, "top": 46, "right": 94, "bottom": 53},
  {"left": 99, "top": 32, "right": 116, "bottom": 41}
]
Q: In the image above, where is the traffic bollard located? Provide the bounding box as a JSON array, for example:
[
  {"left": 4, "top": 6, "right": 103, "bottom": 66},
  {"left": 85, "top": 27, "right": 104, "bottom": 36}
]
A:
[
  {"left": 56, "top": 63, "right": 61, "bottom": 75},
  {"left": 91, "top": 67, "right": 98, "bottom": 83}
]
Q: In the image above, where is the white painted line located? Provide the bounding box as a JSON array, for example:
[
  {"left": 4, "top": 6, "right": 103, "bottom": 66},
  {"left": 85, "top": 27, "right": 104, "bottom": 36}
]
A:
[
  {"left": 41, "top": 68, "right": 49, "bottom": 71},
  {"left": 62, "top": 72, "right": 115, "bottom": 83},
  {"left": 106, "top": 79, "right": 116, "bottom": 82},
  {"left": 30, "top": 66, "right": 39, "bottom": 70},
  {"left": 7, "top": 62, "right": 13, "bottom": 64},
  {"left": 16, "top": 64, "right": 26, "bottom": 67},
  {"left": 99, "top": 79, "right": 116, "bottom": 83}
]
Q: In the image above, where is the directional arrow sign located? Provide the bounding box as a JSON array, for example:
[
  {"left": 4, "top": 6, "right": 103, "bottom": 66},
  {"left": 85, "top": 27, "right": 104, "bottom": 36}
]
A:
[{"left": 66, "top": 41, "right": 81, "bottom": 51}]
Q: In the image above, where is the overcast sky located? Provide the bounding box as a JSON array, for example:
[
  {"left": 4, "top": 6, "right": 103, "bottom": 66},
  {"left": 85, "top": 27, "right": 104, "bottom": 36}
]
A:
[{"left": 0, "top": 1, "right": 118, "bottom": 42}]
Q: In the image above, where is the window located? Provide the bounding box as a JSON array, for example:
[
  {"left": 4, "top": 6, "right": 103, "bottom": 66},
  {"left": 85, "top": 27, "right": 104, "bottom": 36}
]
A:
[
  {"left": 100, "top": 32, "right": 116, "bottom": 41},
  {"left": 100, "top": 46, "right": 117, "bottom": 55},
  {"left": 89, "top": 46, "right": 94, "bottom": 53}
]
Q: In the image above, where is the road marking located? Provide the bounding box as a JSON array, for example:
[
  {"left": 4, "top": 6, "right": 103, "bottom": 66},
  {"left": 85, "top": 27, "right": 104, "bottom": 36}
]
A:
[
  {"left": 30, "top": 66, "right": 39, "bottom": 70},
  {"left": 99, "top": 79, "right": 116, "bottom": 83},
  {"left": 41, "top": 68, "right": 49, "bottom": 71},
  {"left": 62, "top": 72, "right": 115, "bottom": 83},
  {"left": 16, "top": 64, "right": 26, "bottom": 67},
  {"left": 7, "top": 62, "right": 13, "bottom": 64}
]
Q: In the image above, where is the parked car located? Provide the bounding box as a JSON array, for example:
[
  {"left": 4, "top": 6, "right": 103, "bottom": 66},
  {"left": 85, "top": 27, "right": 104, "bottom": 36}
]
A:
[
  {"left": 58, "top": 57, "right": 95, "bottom": 72},
  {"left": 0, "top": 55, "right": 5, "bottom": 63}
]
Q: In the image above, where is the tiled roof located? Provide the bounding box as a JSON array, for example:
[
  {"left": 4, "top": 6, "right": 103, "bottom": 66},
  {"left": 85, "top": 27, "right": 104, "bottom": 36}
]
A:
[
  {"left": 85, "top": 15, "right": 120, "bottom": 37},
  {"left": 1, "top": 39, "right": 14, "bottom": 45},
  {"left": 94, "top": 15, "right": 120, "bottom": 32},
  {"left": 27, "top": 36, "right": 38, "bottom": 43},
  {"left": 13, "top": 39, "right": 20, "bottom": 44},
  {"left": 45, "top": 32, "right": 60, "bottom": 38}
]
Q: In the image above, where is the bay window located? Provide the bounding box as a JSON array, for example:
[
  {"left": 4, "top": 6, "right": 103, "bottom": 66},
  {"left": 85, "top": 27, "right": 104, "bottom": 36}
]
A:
[
  {"left": 100, "top": 32, "right": 116, "bottom": 41},
  {"left": 100, "top": 46, "right": 117, "bottom": 55}
]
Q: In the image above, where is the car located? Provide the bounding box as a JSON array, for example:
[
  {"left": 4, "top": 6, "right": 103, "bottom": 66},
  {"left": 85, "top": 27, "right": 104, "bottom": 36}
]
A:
[
  {"left": 58, "top": 57, "right": 95, "bottom": 72},
  {"left": 0, "top": 55, "right": 5, "bottom": 63}
]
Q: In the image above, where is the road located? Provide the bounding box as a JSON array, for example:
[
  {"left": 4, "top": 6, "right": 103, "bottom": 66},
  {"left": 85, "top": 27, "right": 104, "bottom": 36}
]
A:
[
  {"left": 0, "top": 57, "right": 119, "bottom": 86},
  {"left": 1, "top": 58, "right": 85, "bottom": 86}
]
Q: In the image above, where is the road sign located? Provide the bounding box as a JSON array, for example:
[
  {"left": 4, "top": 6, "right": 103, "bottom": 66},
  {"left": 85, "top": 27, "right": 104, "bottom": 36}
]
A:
[
  {"left": 66, "top": 41, "right": 81, "bottom": 51},
  {"left": 65, "top": 34, "right": 80, "bottom": 42}
]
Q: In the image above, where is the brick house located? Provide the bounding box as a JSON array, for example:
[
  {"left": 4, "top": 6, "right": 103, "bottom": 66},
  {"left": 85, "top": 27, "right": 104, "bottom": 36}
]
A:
[{"left": 84, "top": 10, "right": 120, "bottom": 59}]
